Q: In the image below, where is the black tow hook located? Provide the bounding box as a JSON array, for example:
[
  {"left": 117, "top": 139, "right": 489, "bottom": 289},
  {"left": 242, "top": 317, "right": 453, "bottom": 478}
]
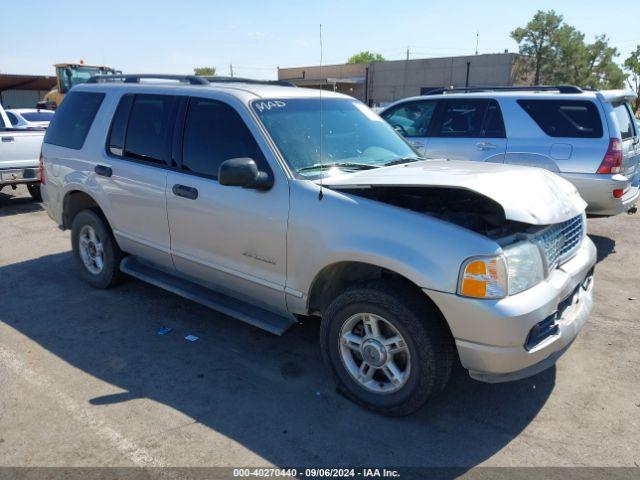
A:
[{"left": 628, "top": 205, "right": 638, "bottom": 215}]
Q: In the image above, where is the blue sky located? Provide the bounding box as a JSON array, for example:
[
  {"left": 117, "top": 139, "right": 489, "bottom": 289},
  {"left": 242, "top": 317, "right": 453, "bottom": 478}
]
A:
[{"left": 2, "top": 0, "right": 638, "bottom": 79}]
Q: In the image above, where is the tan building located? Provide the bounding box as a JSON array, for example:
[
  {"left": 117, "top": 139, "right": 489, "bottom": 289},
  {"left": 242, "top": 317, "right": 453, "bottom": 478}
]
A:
[
  {"left": 278, "top": 53, "right": 523, "bottom": 106},
  {"left": 0, "top": 74, "right": 56, "bottom": 108}
]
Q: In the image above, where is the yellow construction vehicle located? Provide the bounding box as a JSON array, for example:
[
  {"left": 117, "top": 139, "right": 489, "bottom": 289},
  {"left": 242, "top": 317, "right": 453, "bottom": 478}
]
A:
[{"left": 37, "top": 62, "right": 120, "bottom": 109}]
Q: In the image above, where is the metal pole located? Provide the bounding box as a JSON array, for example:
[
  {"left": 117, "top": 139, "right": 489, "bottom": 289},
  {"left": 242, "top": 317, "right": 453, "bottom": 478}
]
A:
[{"left": 465, "top": 61, "right": 471, "bottom": 88}]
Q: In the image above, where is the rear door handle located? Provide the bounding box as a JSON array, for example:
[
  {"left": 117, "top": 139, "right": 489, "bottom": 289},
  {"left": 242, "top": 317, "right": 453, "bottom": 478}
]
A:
[
  {"left": 1, "top": 136, "right": 15, "bottom": 142},
  {"left": 94, "top": 165, "right": 113, "bottom": 177},
  {"left": 476, "top": 141, "right": 496, "bottom": 151},
  {"left": 172, "top": 184, "right": 198, "bottom": 200}
]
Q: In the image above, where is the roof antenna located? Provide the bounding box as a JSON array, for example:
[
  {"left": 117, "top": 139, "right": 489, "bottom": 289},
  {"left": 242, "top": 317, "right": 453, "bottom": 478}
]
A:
[{"left": 318, "top": 23, "right": 324, "bottom": 201}]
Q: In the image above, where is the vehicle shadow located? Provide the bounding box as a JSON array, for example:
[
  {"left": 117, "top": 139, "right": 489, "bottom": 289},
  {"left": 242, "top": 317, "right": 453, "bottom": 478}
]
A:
[
  {"left": 0, "top": 252, "right": 556, "bottom": 471},
  {"left": 588, "top": 234, "right": 616, "bottom": 263},
  {"left": 0, "top": 190, "right": 43, "bottom": 217}
]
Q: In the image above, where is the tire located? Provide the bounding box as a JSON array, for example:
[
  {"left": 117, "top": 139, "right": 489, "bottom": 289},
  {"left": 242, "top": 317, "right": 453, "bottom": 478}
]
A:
[
  {"left": 71, "top": 209, "right": 123, "bottom": 289},
  {"left": 27, "top": 183, "right": 42, "bottom": 202},
  {"left": 320, "top": 279, "right": 456, "bottom": 416}
]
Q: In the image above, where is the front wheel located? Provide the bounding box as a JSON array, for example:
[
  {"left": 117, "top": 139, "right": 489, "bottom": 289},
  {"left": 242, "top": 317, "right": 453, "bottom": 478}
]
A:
[
  {"left": 71, "top": 210, "right": 123, "bottom": 289},
  {"left": 320, "top": 280, "right": 456, "bottom": 416}
]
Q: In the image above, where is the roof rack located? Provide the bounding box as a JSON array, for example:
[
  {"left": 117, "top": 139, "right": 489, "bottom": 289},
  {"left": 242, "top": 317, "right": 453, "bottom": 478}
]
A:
[
  {"left": 202, "top": 76, "right": 295, "bottom": 87},
  {"left": 423, "top": 85, "right": 583, "bottom": 95},
  {"left": 86, "top": 74, "right": 209, "bottom": 85}
]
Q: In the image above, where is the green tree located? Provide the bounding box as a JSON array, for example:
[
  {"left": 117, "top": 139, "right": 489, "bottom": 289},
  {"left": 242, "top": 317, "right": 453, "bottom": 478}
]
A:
[
  {"left": 347, "top": 51, "right": 385, "bottom": 64},
  {"left": 624, "top": 46, "right": 640, "bottom": 113},
  {"left": 512, "top": 11, "right": 624, "bottom": 89},
  {"left": 193, "top": 67, "right": 216, "bottom": 76},
  {"left": 511, "top": 10, "right": 563, "bottom": 85}
]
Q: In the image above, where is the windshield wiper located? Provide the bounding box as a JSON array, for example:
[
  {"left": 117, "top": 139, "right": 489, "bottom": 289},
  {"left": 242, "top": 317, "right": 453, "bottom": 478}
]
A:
[
  {"left": 297, "top": 162, "right": 381, "bottom": 173},
  {"left": 382, "top": 156, "right": 424, "bottom": 167}
]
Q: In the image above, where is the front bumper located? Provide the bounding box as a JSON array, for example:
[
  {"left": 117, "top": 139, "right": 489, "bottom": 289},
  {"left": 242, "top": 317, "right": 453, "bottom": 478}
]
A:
[
  {"left": 0, "top": 167, "right": 40, "bottom": 186},
  {"left": 561, "top": 171, "right": 639, "bottom": 216},
  {"left": 426, "top": 237, "right": 597, "bottom": 383}
]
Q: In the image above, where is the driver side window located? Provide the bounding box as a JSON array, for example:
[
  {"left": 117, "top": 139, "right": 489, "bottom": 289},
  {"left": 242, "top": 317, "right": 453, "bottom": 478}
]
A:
[
  {"left": 181, "top": 98, "right": 269, "bottom": 179},
  {"left": 382, "top": 101, "right": 436, "bottom": 138}
]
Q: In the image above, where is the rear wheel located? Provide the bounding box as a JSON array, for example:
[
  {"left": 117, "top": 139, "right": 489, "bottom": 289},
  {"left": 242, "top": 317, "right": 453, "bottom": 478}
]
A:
[
  {"left": 27, "top": 183, "right": 42, "bottom": 202},
  {"left": 320, "top": 280, "right": 456, "bottom": 416},
  {"left": 71, "top": 210, "right": 123, "bottom": 289}
]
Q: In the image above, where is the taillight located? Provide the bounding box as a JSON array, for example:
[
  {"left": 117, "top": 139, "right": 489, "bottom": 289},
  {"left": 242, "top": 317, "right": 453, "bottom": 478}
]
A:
[
  {"left": 597, "top": 138, "right": 622, "bottom": 174},
  {"left": 39, "top": 152, "right": 45, "bottom": 184},
  {"left": 613, "top": 188, "right": 624, "bottom": 198}
]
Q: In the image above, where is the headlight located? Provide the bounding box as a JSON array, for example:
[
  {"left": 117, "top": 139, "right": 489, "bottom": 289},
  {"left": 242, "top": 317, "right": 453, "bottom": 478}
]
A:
[
  {"left": 503, "top": 241, "right": 544, "bottom": 295},
  {"left": 458, "top": 256, "right": 508, "bottom": 299},
  {"left": 458, "top": 241, "right": 544, "bottom": 299}
]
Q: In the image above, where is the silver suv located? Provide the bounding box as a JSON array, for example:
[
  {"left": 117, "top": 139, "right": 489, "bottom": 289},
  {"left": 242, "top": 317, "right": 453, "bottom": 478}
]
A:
[
  {"left": 41, "top": 75, "right": 596, "bottom": 415},
  {"left": 381, "top": 86, "right": 640, "bottom": 216}
]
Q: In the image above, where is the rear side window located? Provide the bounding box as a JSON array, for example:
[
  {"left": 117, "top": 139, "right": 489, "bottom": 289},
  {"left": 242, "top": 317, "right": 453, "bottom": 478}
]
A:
[
  {"left": 518, "top": 100, "right": 603, "bottom": 138},
  {"left": 381, "top": 101, "right": 436, "bottom": 137},
  {"left": 482, "top": 101, "right": 506, "bottom": 138},
  {"left": 0, "top": 114, "right": 5, "bottom": 129},
  {"left": 612, "top": 102, "right": 635, "bottom": 140},
  {"left": 432, "top": 99, "right": 488, "bottom": 138},
  {"left": 6, "top": 112, "right": 19, "bottom": 125},
  {"left": 122, "top": 95, "right": 178, "bottom": 164},
  {"left": 44, "top": 91, "right": 105, "bottom": 149},
  {"left": 181, "top": 98, "right": 266, "bottom": 178},
  {"left": 107, "top": 94, "right": 134, "bottom": 156}
]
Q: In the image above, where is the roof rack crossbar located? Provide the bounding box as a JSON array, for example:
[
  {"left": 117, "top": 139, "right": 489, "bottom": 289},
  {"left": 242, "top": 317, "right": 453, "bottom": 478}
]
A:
[
  {"left": 202, "top": 76, "right": 295, "bottom": 87},
  {"left": 86, "top": 74, "right": 209, "bottom": 85},
  {"left": 424, "top": 85, "right": 583, "bottom": 95}
]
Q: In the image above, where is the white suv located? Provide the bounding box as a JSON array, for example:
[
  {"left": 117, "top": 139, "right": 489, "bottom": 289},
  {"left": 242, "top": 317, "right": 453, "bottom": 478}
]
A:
[
  {"left": 381, "top": 86, "right": 639, "bottom": 216},
  {"left": 40, "top": 75, "right": 595, "bottom": 415}
]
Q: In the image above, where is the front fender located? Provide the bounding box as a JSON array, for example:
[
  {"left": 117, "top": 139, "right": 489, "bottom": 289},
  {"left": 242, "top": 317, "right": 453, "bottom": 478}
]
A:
[{"left": 285, "top": 180, "right": 501, "bottom": 310}]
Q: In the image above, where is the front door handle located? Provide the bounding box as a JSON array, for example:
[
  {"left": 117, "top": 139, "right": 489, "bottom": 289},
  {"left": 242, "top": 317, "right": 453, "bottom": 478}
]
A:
[
  {"left": 1, "top": 136, "right": 15, "bottom": 142},
  {"left": 94, "top": 165, "right": 113, "bottom": 177},
  {"left": 172, "top": 184, "right": 198, "bottom": 200},
  {"left": 476, "top": 141, "right": 496, "bottom": 151}
]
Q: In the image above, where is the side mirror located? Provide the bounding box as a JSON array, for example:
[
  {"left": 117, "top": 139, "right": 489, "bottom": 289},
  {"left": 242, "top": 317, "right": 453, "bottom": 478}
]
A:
[{"left": 218, "top": 157, "right": 273, "bottom": 190}]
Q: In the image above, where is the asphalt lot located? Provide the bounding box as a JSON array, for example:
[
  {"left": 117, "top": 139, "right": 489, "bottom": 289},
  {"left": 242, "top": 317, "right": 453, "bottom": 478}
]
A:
[{"left": 0, "top": 185, "right": 638, "bottom": 469}]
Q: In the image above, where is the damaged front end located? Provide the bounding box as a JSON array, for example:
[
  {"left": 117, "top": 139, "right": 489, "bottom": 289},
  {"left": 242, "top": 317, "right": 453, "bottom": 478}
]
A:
[{"left": 332, "top": 185, "right": 533, "bottom": 239}]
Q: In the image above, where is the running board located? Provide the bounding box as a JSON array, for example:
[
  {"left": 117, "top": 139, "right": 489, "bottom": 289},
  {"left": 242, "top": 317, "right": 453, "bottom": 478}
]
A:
[{"left": 120, "top": 256, "right": 297, "bottom": 335}]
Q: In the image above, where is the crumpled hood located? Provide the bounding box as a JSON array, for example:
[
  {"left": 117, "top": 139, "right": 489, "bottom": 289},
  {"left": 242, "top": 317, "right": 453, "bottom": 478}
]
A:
[{"left": 322, "top": 160, "right": 586, "bottom": 225}]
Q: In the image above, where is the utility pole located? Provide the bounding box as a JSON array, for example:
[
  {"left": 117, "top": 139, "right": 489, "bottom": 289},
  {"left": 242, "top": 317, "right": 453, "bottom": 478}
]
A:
[
  {"left": 229, "top": 63, "right": 234, "bottom": 77},
  {"left": 475, "top": 31, "right": 479, "bottom": 55},
  {"left": 406, "top": 47, "right": 410, "bottom": 61}
]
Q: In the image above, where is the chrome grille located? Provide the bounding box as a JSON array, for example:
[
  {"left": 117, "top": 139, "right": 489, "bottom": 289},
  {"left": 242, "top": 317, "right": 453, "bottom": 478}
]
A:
[{"left": 533, "top": 214, "right": 584, "bottom": 271}]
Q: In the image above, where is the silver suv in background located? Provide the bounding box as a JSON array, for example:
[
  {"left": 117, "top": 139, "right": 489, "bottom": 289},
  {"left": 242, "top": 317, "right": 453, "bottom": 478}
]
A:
[
  {"left": 41, "top": 75, "right": 596, "bottom": 415},
  {"left": 381, "top": 86, "right": 639, "bottom": 216}
]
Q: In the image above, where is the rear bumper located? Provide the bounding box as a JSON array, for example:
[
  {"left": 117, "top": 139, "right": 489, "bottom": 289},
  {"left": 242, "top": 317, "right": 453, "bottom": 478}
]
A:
[
  {"left": 0, "top": 167, "right": 40, "bottom": 186},
  {"left": 560, "top": 172, "right": 639, "bottom": 216},
  {"left": 426, "top": 237, "right": 596, "bottom": 383}
]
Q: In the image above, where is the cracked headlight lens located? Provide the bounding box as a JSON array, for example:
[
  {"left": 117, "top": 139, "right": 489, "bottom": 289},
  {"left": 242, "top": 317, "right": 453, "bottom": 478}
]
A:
[{"left": 504, "top": 241, "right": 544, "bottom": 295}]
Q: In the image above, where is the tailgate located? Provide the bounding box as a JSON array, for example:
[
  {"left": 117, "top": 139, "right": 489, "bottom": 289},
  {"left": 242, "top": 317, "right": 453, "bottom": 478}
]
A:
[{"left": 0, "top": 130, "right": 44, "bottom": 168}]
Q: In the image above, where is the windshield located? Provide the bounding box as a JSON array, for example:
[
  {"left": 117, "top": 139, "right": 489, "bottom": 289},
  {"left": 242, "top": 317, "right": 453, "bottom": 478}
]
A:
[
  {"left": 58, "top": 66, "right": 118, "bottom": 93},
  {"left": 22, "top": 111, "right": 54, "bottom": 122},
  {"left": 252, "top": 98, "right": 419, "bottom": 178}
]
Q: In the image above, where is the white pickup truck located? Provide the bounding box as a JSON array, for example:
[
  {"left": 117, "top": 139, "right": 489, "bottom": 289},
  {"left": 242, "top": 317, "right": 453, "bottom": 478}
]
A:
[{"left": 0, "top": 102, "right": 45, "bottom": 200}]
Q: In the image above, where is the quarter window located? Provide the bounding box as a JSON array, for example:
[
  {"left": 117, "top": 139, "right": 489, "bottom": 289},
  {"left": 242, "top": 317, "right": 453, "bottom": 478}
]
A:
[
  {"left": 44, "top": 91, "right": 105, "bottom": 149},
  {"left": 518, "top": 100, "right": 603, "bottom": 138},
  {"left": 381, "top": 101, "right": 436, "bottom": 137},
  {"left": 612, "top": 102, "right": 635, "bottom": 140},
  {"left": 181, "top": 98, "right": 266, "bottom": 178}
]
